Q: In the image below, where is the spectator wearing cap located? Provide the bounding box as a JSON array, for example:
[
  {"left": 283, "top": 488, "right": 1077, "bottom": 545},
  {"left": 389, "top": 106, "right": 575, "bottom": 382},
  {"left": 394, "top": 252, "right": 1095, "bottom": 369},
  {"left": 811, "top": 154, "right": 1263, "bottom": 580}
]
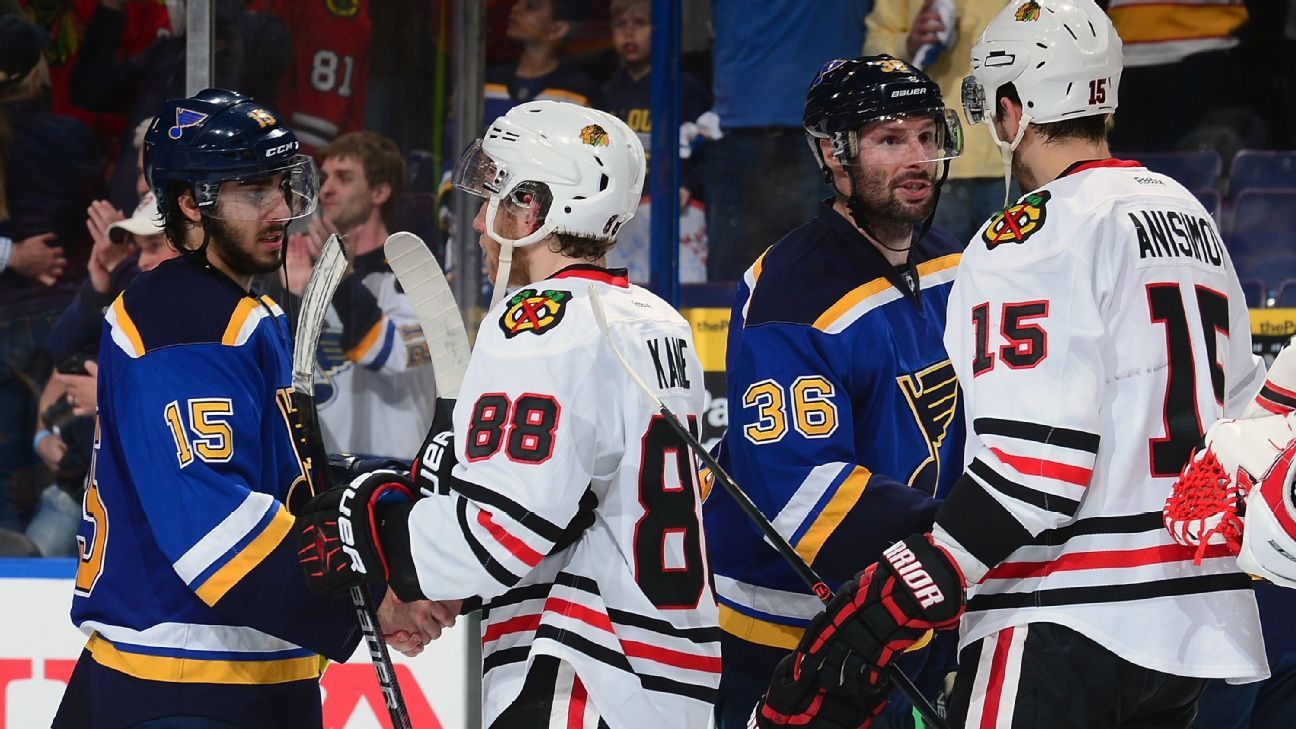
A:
[{"left": 0, "top": 14, "right": 99, "bottom": 534}]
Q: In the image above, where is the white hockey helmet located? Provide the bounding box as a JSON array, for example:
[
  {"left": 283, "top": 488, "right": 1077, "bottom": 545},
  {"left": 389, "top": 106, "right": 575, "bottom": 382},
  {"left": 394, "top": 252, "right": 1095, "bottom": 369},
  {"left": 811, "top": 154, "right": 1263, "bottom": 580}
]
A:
[{"left": 960, "top": 0, "right": 1122, "bottom": 202}]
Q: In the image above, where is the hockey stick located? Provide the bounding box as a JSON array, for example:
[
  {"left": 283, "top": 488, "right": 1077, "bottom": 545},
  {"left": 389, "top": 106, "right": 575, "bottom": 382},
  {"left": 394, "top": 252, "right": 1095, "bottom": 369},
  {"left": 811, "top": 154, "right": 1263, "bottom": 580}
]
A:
[
  {"left": 289, "top": 234, "right": 413, "bottom": 729},
  {"left": 384, "top": 232, "right": 471, "bottom": 398},
  {"left": 587, "top": 286, "right": 949, "bottom": 729}
]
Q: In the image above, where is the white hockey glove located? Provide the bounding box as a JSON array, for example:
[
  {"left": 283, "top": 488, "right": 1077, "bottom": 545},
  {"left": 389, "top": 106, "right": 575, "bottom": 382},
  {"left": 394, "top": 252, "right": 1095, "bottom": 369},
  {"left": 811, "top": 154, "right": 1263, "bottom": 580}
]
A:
[
  {"left": 1164, "top": 413, "right": 1296, "bottom": 562},
  {"left": 1237, "top": 438, "right": 1296, "bottom": 588}
]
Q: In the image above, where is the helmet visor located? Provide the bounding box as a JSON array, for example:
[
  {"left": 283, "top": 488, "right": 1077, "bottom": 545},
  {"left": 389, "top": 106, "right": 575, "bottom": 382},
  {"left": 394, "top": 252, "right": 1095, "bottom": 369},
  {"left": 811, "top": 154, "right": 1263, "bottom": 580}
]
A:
[
  {"left": 206, "top": 156, "right": 319, "bottom": 223},
  {"left": 962, "top": 75, "right": 988, "bottom": 125},
  {"left": 452, "top": 140, "right": 511, "bottom": 199},
  {"left": 852, "top": 109, "right": 964, "bottom": 165}
]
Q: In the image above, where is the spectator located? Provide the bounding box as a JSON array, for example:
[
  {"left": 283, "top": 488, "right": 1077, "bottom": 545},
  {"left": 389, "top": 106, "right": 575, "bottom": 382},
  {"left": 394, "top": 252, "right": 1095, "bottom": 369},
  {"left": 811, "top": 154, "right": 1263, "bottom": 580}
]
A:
[
  {"left": 0, "top": 15, "right": 99, "bottom": 534},
  {"left": 1106, "top": 0, "right": 1250, "bottom": 152},
  {"left": 705, "top": 0, "right": 873, "bottom": 281},
  {"left": 866, "top": 0, "right": 1012, "bottom": 245},
  {"left": 69, "top": 0, "right": 290, "bottom": 212},
  {"left": 600, "top": 0, "right": 712, "bottom": 283},
  {"left": 276, "top": 131, "right": 438, "bottom": 459}
]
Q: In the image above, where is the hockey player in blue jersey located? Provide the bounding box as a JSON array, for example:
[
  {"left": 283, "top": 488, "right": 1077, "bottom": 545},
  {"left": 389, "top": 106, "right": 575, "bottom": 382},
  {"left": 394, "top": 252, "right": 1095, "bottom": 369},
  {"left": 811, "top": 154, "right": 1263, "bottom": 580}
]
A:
[
  {"left": 54, "top": 89, "right": 411, "bottom": 728},
  {"left": 704, "top": 56, "right": 967, "bottom": 728}
]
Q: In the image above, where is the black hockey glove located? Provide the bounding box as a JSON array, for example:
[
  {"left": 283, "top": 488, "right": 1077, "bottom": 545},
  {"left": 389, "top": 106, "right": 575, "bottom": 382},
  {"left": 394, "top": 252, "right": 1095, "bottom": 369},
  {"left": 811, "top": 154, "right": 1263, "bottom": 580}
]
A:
[
  {"left": 296, "top": 470, "right": 416, "bottom": 595},
  {"left": 411, "top": 397, "right": 457, "bottom": 497},
  {"left": 803, "top": 534, "right": 965, "bottom": 694},
  {"left": 754, "top": 653, "right": 885, "bottom": 729}
]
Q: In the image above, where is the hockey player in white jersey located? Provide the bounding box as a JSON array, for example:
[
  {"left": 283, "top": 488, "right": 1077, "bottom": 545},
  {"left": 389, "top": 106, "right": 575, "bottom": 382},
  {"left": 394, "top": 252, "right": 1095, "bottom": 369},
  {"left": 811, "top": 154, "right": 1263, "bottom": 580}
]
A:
[
  {"left": 1164, "top": 338, "right": 1296, "bottom": 588},
  {"left": 750, "top": 2, "right": 1270, "bottom": 727},
  {"left": 294, "top": 101, "right": 721, "bottom": 728}
]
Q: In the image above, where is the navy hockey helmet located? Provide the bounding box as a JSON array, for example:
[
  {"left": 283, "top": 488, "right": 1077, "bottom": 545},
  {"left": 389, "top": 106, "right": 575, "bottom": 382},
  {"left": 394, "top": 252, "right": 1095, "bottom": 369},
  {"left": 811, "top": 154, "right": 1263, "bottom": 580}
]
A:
[
  {"left": 803, "top": 55, "right": 963, "bottom": 174},
  {"left": 144, "top": 88, "right": 318, "bottom": 223}
]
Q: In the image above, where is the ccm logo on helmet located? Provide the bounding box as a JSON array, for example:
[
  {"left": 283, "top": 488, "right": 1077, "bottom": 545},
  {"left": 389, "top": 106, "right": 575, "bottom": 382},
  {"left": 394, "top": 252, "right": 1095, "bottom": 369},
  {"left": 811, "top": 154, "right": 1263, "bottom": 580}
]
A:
[
  {"left": 891, "top": 88, "right": 928, "bottom": 98},
  {"left": 265, "top": 141, "right": 298, "bottom": 158},
  {"left": 883, "top": 540, "right": 945, "bottom": 609}
]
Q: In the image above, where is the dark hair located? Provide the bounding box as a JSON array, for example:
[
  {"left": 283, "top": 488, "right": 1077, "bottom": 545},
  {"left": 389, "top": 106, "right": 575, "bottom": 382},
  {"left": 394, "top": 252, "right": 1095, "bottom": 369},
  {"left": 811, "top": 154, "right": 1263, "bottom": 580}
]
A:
[
  {"left": 996, "top": 83, "right": 1107, "bottom": 144},
  {"left": 554, "top": 232, "right": 615, "bottom": 261},
  {"left": 318, "top": 131, "right": 407, "bottom": 228},
  {"left": 162, "top": 181, "right": 197, "bottom": 251}
]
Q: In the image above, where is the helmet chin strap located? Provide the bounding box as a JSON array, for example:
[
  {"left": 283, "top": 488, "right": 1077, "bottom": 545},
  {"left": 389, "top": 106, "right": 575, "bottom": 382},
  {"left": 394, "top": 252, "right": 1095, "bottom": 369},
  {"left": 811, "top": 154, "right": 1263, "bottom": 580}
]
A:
[
  {"left": 986, "top": 112, "right": 1032, "bottom": 208},
  {"left": 485, "top": 195, "right": 553, "bottom": 309}
]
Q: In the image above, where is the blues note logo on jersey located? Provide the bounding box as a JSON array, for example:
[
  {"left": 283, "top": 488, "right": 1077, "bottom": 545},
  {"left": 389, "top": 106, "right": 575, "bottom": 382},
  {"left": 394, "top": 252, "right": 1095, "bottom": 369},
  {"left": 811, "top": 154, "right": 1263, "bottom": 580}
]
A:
[
  {"left": 499, "top": 289, "right": 571, "bottom": 338},
  {"left": 897, "top": 360, "right": 959, "bottom": 495},
  {"left": 983, "top": 190, "right": 1051, "bottom": 249}
]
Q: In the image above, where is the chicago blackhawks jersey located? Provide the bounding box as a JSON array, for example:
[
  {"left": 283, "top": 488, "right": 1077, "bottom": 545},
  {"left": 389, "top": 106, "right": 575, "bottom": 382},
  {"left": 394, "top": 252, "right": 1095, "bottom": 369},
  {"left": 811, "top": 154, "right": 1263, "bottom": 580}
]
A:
[
  {"left": 704, "top": 202, "right": 965, "bottom": 685},
  {"left": 400, "top": 266, "right": 721, "bottom": 728},
  {"left": 315, "top": 248, "right": 438, "bottom": 458},
  {"left": 934, "top": 159, "right": 1269, "bottom": 681},
  {"left": 60, "top": 257, "right": 361, "bottom": 728}
]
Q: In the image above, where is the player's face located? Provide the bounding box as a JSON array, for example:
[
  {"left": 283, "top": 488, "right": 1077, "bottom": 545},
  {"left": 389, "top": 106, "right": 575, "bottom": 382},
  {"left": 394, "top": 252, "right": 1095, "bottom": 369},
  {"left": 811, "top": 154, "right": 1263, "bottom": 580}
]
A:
[
  {"left": 206, "top": 176, "right": 291, "bottom": 278},
  {"left": 850, "top": 116, "right": 940, "bottom": 224},
  {"left": 612, "top": 6, "right": 651, "bottom": 68},
  {"left": 473, "top": 199, "right": 538, "bottom": 288},
  {"left": 507, "top": 0, "right": 559, "bottom": 43},
  {"left": 319, "top": 155, "right": 375, "bottom": 233}
]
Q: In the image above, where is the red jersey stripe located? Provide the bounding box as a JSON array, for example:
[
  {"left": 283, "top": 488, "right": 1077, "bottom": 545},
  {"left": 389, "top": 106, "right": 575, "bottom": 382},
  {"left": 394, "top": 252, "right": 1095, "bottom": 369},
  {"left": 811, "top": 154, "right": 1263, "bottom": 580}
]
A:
[
  {"left": 990, "top": 447, "right": 1093, "bottom": 487},
  {"left": 987, "top": 543, "right": 1237, "bottom": 580},
  {"left": 622, "top": 639, "right": 723, "bottom": 674},
  {"left": 478, "top": 509, "right": 544, "bottom": 567}
]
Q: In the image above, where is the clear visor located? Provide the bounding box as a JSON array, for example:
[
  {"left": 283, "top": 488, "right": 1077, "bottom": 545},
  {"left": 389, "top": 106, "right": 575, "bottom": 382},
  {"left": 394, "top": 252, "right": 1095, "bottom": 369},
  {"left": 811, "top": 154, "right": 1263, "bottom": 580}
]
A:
[
  {"left": 452, "top": 140, "right": 511, "bottom": 199},
  {"left": 851, "top": 109, "right": 964, "bottom": 165},
  {"left": 206, "top": 156, "right": 319, "bottom": 223},
  {"left": 962, "top": 75, "right": 988, "bottom": 125}
]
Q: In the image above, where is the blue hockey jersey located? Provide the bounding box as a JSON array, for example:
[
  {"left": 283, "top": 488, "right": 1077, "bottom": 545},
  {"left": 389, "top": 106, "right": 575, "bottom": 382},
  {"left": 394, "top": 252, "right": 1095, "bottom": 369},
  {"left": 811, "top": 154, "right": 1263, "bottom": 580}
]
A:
[
  {"left": 58, "top": 256, "right": 361, "bottom": 728},
  {"left": 704, "top": 202, "right": 966, "bottom": 685}
]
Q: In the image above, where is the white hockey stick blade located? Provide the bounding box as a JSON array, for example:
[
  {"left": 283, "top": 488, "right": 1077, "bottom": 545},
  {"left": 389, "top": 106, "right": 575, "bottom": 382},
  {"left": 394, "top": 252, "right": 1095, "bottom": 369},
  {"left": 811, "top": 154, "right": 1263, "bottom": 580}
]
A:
[
  {"left": 384, "top": 232, "right": 471, "bottom": 398},
  {"left": 292, "top": 234, "right": 347, "bottom": 395},
  {"left": 588, "top": 286, "right": 666, "bottom": 410}
]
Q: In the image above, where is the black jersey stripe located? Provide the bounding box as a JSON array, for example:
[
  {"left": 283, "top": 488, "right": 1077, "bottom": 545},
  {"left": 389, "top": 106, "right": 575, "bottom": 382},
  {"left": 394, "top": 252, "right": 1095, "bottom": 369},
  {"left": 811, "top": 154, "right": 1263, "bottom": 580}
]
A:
[
  {"left": 974, "top": 418, "right": 1101, "bottom": 453},
  {"left": 967, "top": 572, "right": 1252, "bottom": 612},
  {"left": 481, "top": 640, "right": 718, "bottom": 704},
  {"left": 457, "top": 498, "right": 523, "bottom": 588},
  {"left": 969, "top": 458, "right": 1081, "bottom": 516},
  {"left": 1024, "top": 512, "right": 1164, "bottom": 546},
  {"left": 606, "top": 608, "right": 724, "bottom": 646},
  {"left": 451, "top": 477, "right": 566, "bottom": 543},
  {"left": 1259, "top": 384, "right": 1296, "bottom": 412},
  {"left": 534, "top": 626, "right": 718, "bottom": 703}
]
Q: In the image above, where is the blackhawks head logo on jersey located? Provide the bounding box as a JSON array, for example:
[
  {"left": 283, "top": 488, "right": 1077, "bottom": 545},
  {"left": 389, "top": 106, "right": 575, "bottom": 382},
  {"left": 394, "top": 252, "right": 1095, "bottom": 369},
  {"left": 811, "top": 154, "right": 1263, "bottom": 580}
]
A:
[
  {"left": 982, "top": 190, "right": 1052, "bottom": 249},
  {"left": 499, "top": 288, "right": 572, "bottom": 338}
]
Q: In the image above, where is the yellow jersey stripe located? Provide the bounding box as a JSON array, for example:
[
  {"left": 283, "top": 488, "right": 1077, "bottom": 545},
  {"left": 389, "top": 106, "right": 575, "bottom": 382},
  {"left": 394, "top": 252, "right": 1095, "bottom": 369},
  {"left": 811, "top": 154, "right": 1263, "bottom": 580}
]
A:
[
  {"left": 813, "top": 277, "right": 892, "bottom": 332},
  {"left": 87, "top": 634, "right": 323, "bottom": 685},
  {"left": 916, "top": 252, "right": 961, "bottom": 279},
  {"left": 195, "top": 505, "right": 295, "bottom": 606},
  {"left": 719, "top": 604, "right": 803, "bottom": 650},
  {"left": 793, "top": 467, "right": 870, "bottom": 566},
  {"left": 1109, "top": 5, "right": 1247, "bottom": 44},
  {"left": 345, "top": 319, "right": 385, "bottom": 362},
  {"left": 222, "top": 298, "right": 262, "bottom": 346},
  {"left": 259, "top": 294, "right": 283, "bottom": 317},
  {"left": 110, "top": 297, "right": 146, "bottom": 357}
]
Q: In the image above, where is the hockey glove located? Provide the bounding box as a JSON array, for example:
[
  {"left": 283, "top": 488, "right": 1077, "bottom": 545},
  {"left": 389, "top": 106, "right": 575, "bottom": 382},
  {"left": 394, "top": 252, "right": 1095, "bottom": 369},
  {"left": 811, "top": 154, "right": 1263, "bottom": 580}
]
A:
[
  {"left": 754, "top": 653, "right": 885, "bottom": 729},
  {"left": 411, "top": 397, "right": 457, "bottom": 497},
  {"left": 801, "top": 534, "right": 965, "bottom": 693},
  {"left": 296, "top": 470, "right": 416, "bottom": 595},
  {"left": 1164, "top": 413, "right": 1296, "bottom": 561}
]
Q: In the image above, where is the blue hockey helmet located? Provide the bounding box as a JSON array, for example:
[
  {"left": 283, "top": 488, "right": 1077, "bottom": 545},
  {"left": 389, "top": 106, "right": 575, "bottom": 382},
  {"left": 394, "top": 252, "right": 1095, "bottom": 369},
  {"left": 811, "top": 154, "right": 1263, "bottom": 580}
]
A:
[{"left": 144, "top": 88, "right": 318, "bottom": 223}]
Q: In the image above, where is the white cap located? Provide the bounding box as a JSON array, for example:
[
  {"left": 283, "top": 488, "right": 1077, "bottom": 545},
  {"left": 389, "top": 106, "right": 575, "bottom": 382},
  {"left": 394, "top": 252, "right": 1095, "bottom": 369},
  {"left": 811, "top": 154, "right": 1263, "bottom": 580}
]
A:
[{"left": 107, "top": 192, "right": 165, "bottom": 243}]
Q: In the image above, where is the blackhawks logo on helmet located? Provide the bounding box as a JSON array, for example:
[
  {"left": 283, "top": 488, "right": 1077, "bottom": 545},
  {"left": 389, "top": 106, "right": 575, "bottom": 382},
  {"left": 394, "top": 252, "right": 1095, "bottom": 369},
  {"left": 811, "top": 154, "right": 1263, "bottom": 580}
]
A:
[
  {"left": 499, "top": 289, "right": 572, "bottom": 338},
  {"left": 1015, "top": 1, "right": 1042, "bottom": 21},
  {"left": 579, "top": 124, "right": 610, "bottom": 147},
  {"left": 982, "top": 190, "right": 1052, "bottom": 249}
]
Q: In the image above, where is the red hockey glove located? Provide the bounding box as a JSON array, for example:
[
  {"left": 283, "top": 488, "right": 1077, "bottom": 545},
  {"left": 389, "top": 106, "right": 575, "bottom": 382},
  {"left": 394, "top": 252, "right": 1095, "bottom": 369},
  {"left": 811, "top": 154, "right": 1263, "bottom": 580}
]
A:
[
  {"left": 755, "top": 653, "right": 885, "bottom": 729},
  {"left": 296, "top": 470, "right": 416, "bottom": 595},
  {"left": 802, "top": 534, "right": 965, "bottom": 693}
]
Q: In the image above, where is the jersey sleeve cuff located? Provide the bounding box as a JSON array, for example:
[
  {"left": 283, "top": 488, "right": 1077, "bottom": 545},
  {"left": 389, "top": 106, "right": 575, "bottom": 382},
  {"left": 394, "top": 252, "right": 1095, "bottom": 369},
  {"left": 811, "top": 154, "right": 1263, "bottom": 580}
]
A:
[{"left": 933, "top": 471, "right": 1033, "bottom": 583}]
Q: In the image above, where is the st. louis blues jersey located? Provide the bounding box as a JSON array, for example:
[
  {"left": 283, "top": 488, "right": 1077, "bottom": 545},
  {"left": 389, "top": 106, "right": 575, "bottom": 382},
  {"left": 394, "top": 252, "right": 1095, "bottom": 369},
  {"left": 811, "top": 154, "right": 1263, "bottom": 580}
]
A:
[
  {"left": 396, "top": 266, "right": 721, "bottom": 729},
  {"left": 933, "top": 159, "right": 1268, "bottom": 681},
  {"left": 704, "top": 202, "right": 966, "bottom": 685},
  {"left": 58, "top": 257, "right": 362, "bottom": 729}
]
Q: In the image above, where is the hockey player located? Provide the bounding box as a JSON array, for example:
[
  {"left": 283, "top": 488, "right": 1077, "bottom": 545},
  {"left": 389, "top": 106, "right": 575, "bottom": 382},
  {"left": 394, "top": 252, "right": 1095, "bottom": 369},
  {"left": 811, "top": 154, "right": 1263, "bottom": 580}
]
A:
[
  {"left": 294, "top": 101, "right": 722, "bottom": 728},
  {"left": 54, "top": 89, "right": 415, "bottom": 728},
  {"left": 754, "top": 2, "right": 1270, "bottom": 727},
  {"left": 706, "top": 55, "right": 967, "bottom": 729}
]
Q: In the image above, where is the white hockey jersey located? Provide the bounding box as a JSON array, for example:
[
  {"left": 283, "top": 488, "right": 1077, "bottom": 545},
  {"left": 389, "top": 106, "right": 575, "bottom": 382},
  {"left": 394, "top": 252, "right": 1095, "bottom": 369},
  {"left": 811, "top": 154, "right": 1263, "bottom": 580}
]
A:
[
  {"left": 315, "top": 251, "right": 438, "bottom": 458},
  {"left": 403, "top": 266, "right": 721, "bottom": 728},
  {"left": 934, "top": 159, "right": 1269, "bottom": 681}
]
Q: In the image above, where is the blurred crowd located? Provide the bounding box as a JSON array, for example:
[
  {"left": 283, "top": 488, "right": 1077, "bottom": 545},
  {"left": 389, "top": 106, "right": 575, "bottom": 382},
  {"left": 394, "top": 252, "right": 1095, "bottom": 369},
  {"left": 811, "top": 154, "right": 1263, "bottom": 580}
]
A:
[{"left": 0, "top": 0, "right": 1294, "bottom": 557}]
